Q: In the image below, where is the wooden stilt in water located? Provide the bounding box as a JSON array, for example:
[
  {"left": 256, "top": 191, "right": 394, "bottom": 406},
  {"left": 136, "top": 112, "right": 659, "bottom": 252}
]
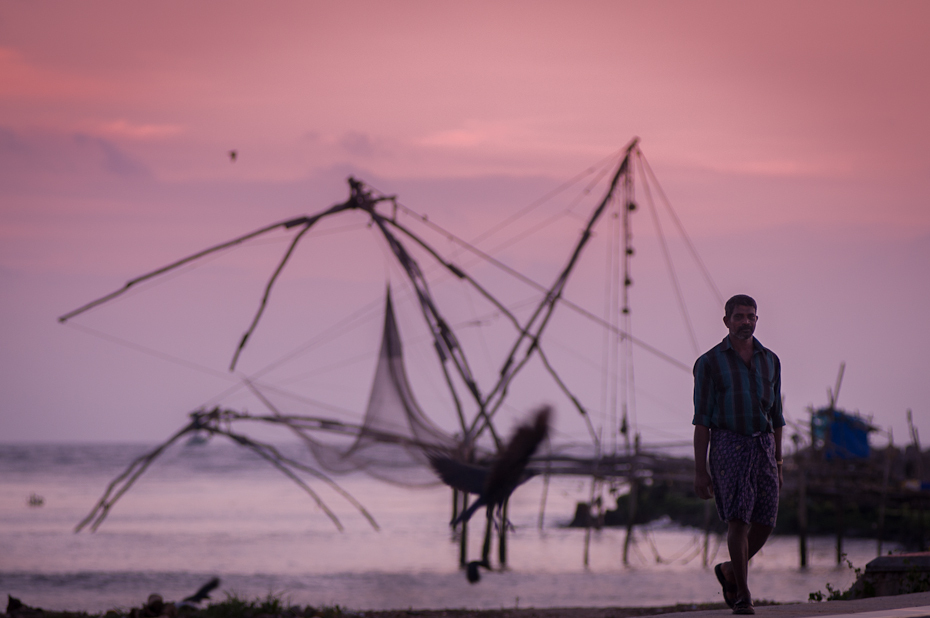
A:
[
  {"left": 623, "top": 441, "right": 640, "bottom": 566},
  {"left": 537, "top": 471, "right": 550, "bottom": 530},
  {"left": 481, "top": 506, "right": 493, "bottom": 566},
  {"left": 877, "top": 446, "right": 892, "bottom": 556},
  {"left": 583, "top": 476, "right": 597, "bottom": 567},
  {"left": 499, "top": 498, "right": 508, "bottom": 566},
  {"left": 836, "top": 494, "right": 845, "bottom": 565},
  {"left": 582, "top": 505, "right": 592, "bottom": 567},
  {"left": 459, "top": 492, "right": 469, "bottom": 567},
  {"left": 623, "top": 477, "right": 639, "bottom": 566}
]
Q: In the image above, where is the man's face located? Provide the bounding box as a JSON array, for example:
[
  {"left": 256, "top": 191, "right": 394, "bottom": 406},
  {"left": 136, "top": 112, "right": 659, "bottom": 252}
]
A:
[{"left": 724, "top": 304, "right": 757, "bottom": 341}]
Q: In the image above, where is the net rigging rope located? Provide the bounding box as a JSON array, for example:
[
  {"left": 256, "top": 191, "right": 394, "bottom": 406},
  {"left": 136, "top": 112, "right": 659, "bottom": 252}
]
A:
[
  {"left": 382, "top": 191, "right": 691, "bottom": 373},
  {"left": 637, "top": 152, "right": 701, "bottom": 356}
]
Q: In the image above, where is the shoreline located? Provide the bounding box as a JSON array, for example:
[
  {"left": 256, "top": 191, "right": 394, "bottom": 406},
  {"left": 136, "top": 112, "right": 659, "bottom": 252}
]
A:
[{"left": 9, "top": 593, "right": 930, "bottom": 618}]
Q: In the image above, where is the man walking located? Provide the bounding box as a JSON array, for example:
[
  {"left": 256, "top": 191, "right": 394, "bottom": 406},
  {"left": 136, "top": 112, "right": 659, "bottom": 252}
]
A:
[{"left": 693, "top": 295, "right": 784, "bottom": 615}]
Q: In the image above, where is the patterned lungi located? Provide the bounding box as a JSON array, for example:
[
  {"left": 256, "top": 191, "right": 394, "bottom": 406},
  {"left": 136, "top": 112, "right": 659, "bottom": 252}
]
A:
[{"left": 709, "top": 429, "right": 779, "bottom": 527}]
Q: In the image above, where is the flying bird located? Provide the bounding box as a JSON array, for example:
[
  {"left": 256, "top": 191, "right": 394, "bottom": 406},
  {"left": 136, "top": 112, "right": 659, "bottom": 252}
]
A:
[
  {"left": 430, "top": 406, "right": 551, "bottom": 527},
  {"left": 181, "top": 576, "right": 220, "bottom": 605}
]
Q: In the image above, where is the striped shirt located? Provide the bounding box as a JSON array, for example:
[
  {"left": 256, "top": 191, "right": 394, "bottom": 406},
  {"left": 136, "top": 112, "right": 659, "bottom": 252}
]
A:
[{"left": 692, "top": 336, "right": 785, "bottom": 435}]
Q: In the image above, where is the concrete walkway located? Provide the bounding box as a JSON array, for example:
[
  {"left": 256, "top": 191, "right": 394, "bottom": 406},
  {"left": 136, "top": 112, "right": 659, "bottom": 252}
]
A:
[{"left": 656, "top": 592, "right": 930, "bottom": 618}]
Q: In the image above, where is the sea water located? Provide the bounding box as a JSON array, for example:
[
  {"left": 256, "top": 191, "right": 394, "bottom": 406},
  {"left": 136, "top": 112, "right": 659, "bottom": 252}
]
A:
[{"left": 0, "top": 443, "right": 897, "bottom": 612}]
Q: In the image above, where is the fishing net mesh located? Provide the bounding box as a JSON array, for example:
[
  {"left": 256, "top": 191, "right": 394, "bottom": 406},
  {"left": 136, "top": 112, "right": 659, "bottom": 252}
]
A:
[{"left": 292, "top": 291, "right": 459, "bottom": 486}]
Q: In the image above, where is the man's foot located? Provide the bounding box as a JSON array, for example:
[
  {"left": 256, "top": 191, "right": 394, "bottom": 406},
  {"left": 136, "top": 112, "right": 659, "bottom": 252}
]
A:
[
  {"left": 714, "top": 563, "right": 737, "bottom": 608},
  {"left": 733, "top": 597, "right": 754, "bottom": 615}
]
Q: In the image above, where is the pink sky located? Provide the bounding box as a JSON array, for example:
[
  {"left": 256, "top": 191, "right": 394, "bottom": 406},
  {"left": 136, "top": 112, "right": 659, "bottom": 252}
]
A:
[{"left": 1, "top": 1, "right": 929, "bottom": 448}]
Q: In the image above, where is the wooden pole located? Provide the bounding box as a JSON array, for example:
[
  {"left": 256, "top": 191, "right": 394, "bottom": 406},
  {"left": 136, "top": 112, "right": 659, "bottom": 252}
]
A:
[
  {"left": 459, "top": 493, "right": 469, "bottom": 567},
  {"left": 537, "top": 471, "right": 550, "bottom": 530},
  {"left": 836, "top": 494, "right": 845, "bottom": 565},
  {"left": 499, "top": 498, "right": 509, "bottom": 566},
  {"left": 623, "top": 442, "right": 640, "bottom": 566},
  {"left": 877, "top": 447, "right": 892, "bottom": 556},
  {"left": 481, "top": 506, "right": 494, "bottom": 567},
  {"left": 623, "top": 478, "right": 639, "bottom": 566},
  {"left": 583, "top": 476, "right": 597, "bottom": 568},
  {"left": 583, "top": 504, "right": 592, "bottom": 567}
]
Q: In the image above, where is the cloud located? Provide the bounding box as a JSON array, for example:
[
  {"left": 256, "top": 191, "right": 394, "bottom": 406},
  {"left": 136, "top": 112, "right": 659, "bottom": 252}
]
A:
[
  {"left": 418, "top": 128, "right": 486, "bottom": 149},
  {"left": 0, "top": 127, "right": 152, "bottom": 185},
  {"left": 93, "top": 119, "right": 184, "bottom": 140},
  {"left": 72, "top": 134, "right": 151, "bottom": 178},
  {"left": 338, "top": 131, "right": 382, "bottom": 157},
  {"left": 0, "top": 47, "right": 103, "bottom": 100}
]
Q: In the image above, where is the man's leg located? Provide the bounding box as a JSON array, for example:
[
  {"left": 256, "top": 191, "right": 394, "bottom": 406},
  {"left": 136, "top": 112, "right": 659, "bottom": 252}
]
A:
[
  {"left": 726, "top": 520, "right": 751, "bottom": 600},
  {"left": 747, "top": 523, "right": 773, "bottom": 560},
  {"left": 723, "top": 522, "right": 774, "bottom": 598}
]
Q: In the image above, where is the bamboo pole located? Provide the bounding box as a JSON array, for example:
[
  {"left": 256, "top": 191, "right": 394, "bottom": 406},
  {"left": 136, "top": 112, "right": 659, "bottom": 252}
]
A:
[
  {"left": 481, "top": 507, "right": 494, "bottom": 567},
  {"left": 623, "top": 441, "right": 640, "bottom": 566},
  {"left": 583, "top": 476, "right": 597, "bottom": 568},
  {"left": 836, "top": 494, "right": 845, "bottom": 565},
  {"left": 459, "top": 493, "right": 469, "bottom": 567},
  {"left": 877, "top": 447, "right": 892, "bottom": 556},
  {"left": 623, "top": 478, "right": 639, "bottom": 566},
  {"left": 537, "top": 471, "right": 550, "bottom": 530},
  {"left": 499, "top": 498, "right": 509, "bottom": 566}
]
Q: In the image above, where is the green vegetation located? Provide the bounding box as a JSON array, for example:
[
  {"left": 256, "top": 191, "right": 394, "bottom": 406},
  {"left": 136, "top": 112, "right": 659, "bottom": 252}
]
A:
[
  {"left": 200, "top": 593, "right": 320, "bottom": 618},
  {"left": 777, "top": 497, "right": 930, "bottom": 549},
  {"left": 808, "top": 554, "right": 930, "bottom": 602},
  {"left": 580, "top": 481, "right": 930, "bottom": 550},
  {"left": 5, "top": 593, "right": 345, "bottom": 618},
  {"left": 808, "top": 557, "right": 865, "bottom": 602}
]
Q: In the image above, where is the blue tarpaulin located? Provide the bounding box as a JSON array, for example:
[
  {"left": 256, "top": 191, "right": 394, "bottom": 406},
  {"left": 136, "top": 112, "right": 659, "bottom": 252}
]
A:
[{"left": 811, "top": 408, "right": 873, "bottom": 460}]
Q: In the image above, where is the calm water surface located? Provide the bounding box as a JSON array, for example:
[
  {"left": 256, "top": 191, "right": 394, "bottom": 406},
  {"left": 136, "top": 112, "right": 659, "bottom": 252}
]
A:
[{"left": 0, "top": 443, "right": 896, "bottom": 612}]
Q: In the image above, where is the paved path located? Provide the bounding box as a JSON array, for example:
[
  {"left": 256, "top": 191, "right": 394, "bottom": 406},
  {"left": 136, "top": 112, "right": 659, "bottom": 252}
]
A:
[{"left": 656, "top": 593, "right": 930, "bottom": 618}]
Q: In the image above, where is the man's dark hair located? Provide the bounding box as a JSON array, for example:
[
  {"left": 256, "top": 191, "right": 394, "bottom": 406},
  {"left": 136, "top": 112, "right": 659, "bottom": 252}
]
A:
[{"left": 725, "top": 294, "right": 757, "bottom": 319}]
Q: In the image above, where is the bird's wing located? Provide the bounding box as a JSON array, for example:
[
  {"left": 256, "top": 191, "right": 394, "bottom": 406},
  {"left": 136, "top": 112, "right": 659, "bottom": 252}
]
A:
[
  {"left": 450, "top": 495, "right": 486, "bottom": 527},
  {"left": 182, "top": 577, "right": 221, "bottom": 603},
  {"left": 428, "top": 454, "right": 488, "bottom": 495},
  {"left": 484, "top": 406, "right": 551, "bottom": 504}
]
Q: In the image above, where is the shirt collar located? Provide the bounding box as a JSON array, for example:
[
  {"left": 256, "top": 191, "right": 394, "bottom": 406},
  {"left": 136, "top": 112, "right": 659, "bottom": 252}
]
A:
[{"left": 722, "top": 335, "right": 762, "bottom": 354}]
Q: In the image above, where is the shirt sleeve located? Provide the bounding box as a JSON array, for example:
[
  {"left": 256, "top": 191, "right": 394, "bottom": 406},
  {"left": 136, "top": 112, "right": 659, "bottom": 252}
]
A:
[
  {"left": 769, "top": 354, "right": 786, "bottom": 428},
  {"left": 692, "top": 354, "right": 715, "bottom": 427}
]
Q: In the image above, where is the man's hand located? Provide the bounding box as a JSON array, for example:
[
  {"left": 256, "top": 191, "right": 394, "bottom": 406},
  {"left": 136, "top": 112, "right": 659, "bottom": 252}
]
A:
[
  {"left": 693, "top": 425, "right": 713, "bottom": 500},
  {"left": 694, "top": 469, "right": 714, "bottom": 500}
]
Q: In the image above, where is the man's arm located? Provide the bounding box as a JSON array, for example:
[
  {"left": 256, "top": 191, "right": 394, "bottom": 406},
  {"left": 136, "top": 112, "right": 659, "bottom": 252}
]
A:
[
  {"left": 774, "top": 425, "right": 783, "bottom": 489},
  {"left": 693, "top": 425, "right": 713, "bottom": 499}
]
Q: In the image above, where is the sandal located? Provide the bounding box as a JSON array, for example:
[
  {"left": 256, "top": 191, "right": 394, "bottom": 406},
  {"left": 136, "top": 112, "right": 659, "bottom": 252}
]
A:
[
  {"left": 714, "top": 563, "right": 737, "bottom": 609},
  {"left": 733, "top": 597, "right": 754, "bottom": 615}
]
